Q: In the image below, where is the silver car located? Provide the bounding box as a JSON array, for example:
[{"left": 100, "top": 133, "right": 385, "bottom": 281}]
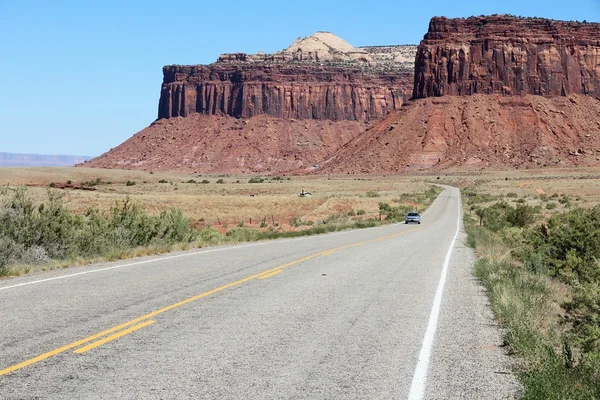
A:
[{"left": 405, "top": 211, "right": 421, "bottom": 224}]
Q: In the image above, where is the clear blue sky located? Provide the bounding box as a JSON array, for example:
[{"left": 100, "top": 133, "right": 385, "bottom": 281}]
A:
[{"left": 1, "top": 0, "right": 599, "bottom": 156}]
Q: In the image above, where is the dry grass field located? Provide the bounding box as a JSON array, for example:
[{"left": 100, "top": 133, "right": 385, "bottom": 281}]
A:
[
  {"left": 0, "top": 167, "right": 436, "bottom": 230},
  {"left": 3, "top": 167, "right": 600, "bottom": 227},
  {"left": 438, "top": 166, "right": 600, "bottom": 201}
]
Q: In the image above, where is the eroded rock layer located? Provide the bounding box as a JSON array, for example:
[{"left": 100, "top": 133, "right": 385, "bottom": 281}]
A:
[
  {"left": 414, "top": 16, "right": 600, "bottom": 98},
  {"left": 158, "top": 64, "right": 412, "bottom": 121},
  {"left": 319, "top": 94, "right": 600, "bottom": 173},
  {"left": 83, "top": 114, "right": 368, "bottom": 174}
]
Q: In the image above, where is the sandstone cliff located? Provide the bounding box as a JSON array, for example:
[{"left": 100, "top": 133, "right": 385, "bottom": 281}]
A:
[
  {"left": 158, "top": 32, "right": 415, "bottom": 122},
  {"left": 158, "top": 64, "right": 411, "bottom": 121},
  {"left": 414, "top": 16, "right": 600, "bottom": 99}
]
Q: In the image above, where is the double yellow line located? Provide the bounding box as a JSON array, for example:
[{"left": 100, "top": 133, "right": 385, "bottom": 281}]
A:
[{"left": 0, "top": 226, "right": 422, "bottom": 376}]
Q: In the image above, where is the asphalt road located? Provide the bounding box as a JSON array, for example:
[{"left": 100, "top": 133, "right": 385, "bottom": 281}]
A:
[{"left": 0, "top": 187, "right": 520, "bottom": 399}]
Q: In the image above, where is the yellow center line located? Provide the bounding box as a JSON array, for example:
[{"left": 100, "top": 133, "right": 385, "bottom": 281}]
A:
[
  {"left": 0, "top": 223, "right": 427, "bottom": 376},
  {"left": 74, "top": 320, "right": 156, "bottom": 354},
  {"left": 258, "top": 270, "right": 284, "bottom": 280}
]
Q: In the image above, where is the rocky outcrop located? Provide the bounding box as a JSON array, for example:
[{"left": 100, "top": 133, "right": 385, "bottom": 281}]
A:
[
  {"left": 158, "top": 64, "right": 412, "bottom": 121},
  {"left": 414, "top": 16, "right": 600, "bottom": 99}
]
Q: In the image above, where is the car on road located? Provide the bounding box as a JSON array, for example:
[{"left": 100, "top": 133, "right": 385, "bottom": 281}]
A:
[{"left": 405, "top": 211, "right": 421, "bottom": 224}]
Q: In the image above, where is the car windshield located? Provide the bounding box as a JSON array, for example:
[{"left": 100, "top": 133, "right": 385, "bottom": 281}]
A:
[{"left": 408, "top": 212, "right": 419, "bottom": 216}]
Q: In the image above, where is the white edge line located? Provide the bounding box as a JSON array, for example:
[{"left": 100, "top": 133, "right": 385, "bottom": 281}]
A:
[
  {"left": 0, "top": 241, "right": 271, "bottom": 291},
  {"left": 407, "top": 187, "right": 461, "bottom": 400},
  {"left": 0, "top": 187, "right": 448, "bottom": 292}
]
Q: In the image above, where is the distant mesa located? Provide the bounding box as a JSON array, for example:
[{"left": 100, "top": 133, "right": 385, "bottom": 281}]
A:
[
  {"left": 216, "top": 31, "right": 416, "bottom": 70},
  {"left": 0, "top": 152, "right": 93, "bottom": 167}
]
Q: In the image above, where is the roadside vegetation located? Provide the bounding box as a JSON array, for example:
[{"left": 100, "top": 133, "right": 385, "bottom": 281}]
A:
[
  {"left": 0, "top": 185, "right": 441, "bottom": 278},
  {"left": 463, "top": 189, "right": 600, "bottom": 399}
]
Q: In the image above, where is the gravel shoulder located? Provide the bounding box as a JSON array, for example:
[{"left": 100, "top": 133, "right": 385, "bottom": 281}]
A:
[{"left": 424, "top": 228, "right": 522, "bottom": 399}]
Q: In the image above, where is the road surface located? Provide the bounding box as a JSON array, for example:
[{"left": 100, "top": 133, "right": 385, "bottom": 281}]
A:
[{"left": 0, "top": 186, "right": 519, "bottom": 399}]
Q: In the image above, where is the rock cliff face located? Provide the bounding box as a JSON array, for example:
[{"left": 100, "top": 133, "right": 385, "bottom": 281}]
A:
[
  {"left": 158, "top": 32, "right": 415, "bottom": 122},
  {"left": 414, "top": 16, "right": 600, "bottom": 99},
  {"left": 158, "top": 64, "right": 411, "bottom": 121}
]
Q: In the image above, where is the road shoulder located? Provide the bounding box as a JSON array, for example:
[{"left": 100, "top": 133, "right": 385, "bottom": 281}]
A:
[{"left": 424, "top": 228, "right": 522, "bottom": 399}]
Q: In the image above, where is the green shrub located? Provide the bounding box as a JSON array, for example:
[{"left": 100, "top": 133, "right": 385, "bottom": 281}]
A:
[
  {"left": 197, "top": 227, "right": 223, "bottom": 245},
  {"left": 356, "top": 209, "right": 366, "bottom": 215},
  {"left": 66, "top": 180, "right": 72, "bottom": 185},
  {"left": 558, "top": 195, "right": 570, "bottom": 205},
  {"left": 186, "top": 179, "right": 197, "bottom": 184},
  {"left": 126, "top": 180, "right": 136, "bottom": 186},
  {"left": 379, "top": 202, "right": 410, "bottom": 222},
  {"left": 507, "top": 192, "right": 519, "bottom": 198},
  {"left": 474, "top": 201, "right": 539, "bottom": 231},
  {"left": 49, "top": 182, "right": 56, "bottom": 188},
  {"left": 546, "top": 203, "right": 557, "bottom": 210},
  {"left": 201, "top": 180, "right": 210, "bottom": 184},
  {"left": 290, "top": 217, "right": 314, "bottom": 227},
  {"left": 0, "top": 188, "right": 197, "bottom": 271},
  {"left": 158, "top": 180, "right": 168, "bottom": 184},
  {"left": 366, "top": 191, "right": 379, "bottom": 198},
  {"left": 216, "top": 179, "right": 225, "bottom": 184},
  {"left": 248, "top": 177, "right": 265, "bottom": 183}
]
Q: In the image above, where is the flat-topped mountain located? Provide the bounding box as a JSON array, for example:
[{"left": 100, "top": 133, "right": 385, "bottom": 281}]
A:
[
  {"left": 84, "top": 32, "right": 415, "bottom": 173},
  {"left": 216, "top": 32, "right": 416, "bottom": 71},
  {"left": 0, "top": 152, "right": 93, "bottom": 167}
]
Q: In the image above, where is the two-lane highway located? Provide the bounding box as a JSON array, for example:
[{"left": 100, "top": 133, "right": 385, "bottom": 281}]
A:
[{"left": 0, "top": 187, "right": 519, "bottom": 399}]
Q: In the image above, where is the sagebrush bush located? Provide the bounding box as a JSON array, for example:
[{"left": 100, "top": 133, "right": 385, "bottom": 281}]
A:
[
  {"left": 474, "top": 201, "right": 539, "bottom": 231},
  {"left": 0, "top": 188, "right": 197, "bottom": 271},
  {"left": 379, "top": 202, "right": 410, "bottom": 222}
]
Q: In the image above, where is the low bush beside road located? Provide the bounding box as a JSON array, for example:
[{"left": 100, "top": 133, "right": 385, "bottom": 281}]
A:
[
  {"left": 464, "top": 193, "right": 600, "bottom": 399},
  {"left": 0, "top": 187, "right": 197, "bottom": 276}
]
